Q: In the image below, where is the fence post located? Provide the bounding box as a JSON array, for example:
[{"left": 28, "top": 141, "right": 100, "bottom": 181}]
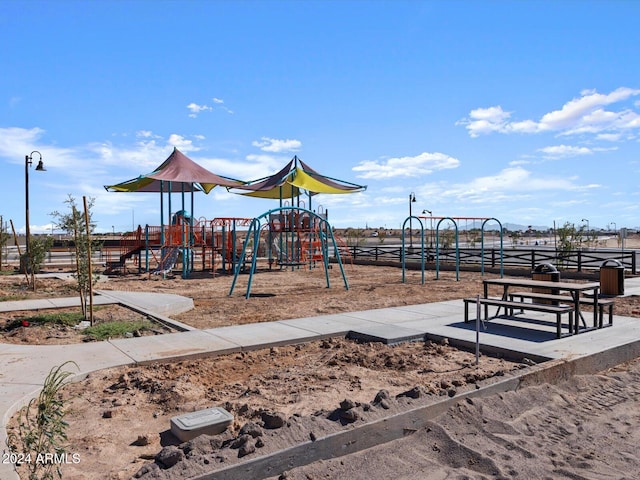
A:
[
  {"left": 577, "top": 250, "right": 582, "bottom": 272},
  {"left": 531, "top": 250, "right": 535, "bottom": 271}
]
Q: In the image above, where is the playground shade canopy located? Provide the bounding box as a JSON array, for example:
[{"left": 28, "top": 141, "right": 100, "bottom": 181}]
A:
[
  {"left": 227, "top": 156, "right": 367, "bottom": 199},
  {"left": 104, "top": 176, "right": 203, "bottom": 193},
  {"left": 104, "top": 147, "right": 242, "bottom": 193}
]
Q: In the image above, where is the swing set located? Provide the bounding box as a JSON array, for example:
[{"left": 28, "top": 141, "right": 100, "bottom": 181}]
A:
[{"left": 400, "top": 215, "right": 504, "bottom": 283}]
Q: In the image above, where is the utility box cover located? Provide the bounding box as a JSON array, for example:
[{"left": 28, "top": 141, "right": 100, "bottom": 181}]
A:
[{"left": 171, "top": 407, "right": 234, "bottom": 442}]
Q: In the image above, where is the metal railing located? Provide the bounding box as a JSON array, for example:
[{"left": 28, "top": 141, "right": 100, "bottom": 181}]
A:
[{"left": 343, "top": 246, "right": 637, "bottom": 274}]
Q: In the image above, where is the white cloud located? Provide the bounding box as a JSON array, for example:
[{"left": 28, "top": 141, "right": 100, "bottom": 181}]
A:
[
  {"left": 537, "top": 144, "right": 593, "bottom": 159},
  {"left": 438, "top": 167, "right": 598, "bottom": 207},
  {"left": 186, "top": 102, "right": 213, "bottom": 118},
  {"left": 352, "top": 152, "right": 460, "bottom": 179},
  {"left": 187, "top": 98, "right": 234, "bottom": 117},
  {"left": 459, "top": 87, "right": 640, "bottom": 138},
  {"left": 456, "top": 106, "right": 512, "bottom": 137},
  {"left": 252, "top": 137, "right": 302, "bottom": 153},
  {"left": 168, "top": 134, "right": 200, "bottom": 152},
  {"left": 596, "top": 133, "right": 622, "bottom": 142},
  {"left": 0, "top": 127, "right": 45, "bottom": 157}
]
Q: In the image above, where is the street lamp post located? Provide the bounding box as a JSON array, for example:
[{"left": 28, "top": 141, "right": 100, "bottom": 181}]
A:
[
  {"left": 409, "top": 192, "right": 416, "bottom": 248},
  {"left": 581, "top": 218, "right": 590, "bottom": 246},
  {"left": 423, "top": 209, "right": 433, "bottom": 248},
  {"left": 25, "top": 151, "right": 46, "bottom": 287}
]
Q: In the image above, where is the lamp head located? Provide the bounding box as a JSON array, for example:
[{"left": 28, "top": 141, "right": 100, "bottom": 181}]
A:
[
  {"left": 422, "top": 209, "right": 432, "bottom": 215},
  {"left": 35, "top": 160, "right": 46, "bottom": 171},
  {"left": 410, "top": 192, "right": 416, "bottom": 202}
]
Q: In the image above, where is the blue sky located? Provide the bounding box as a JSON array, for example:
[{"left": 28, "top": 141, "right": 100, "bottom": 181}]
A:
[{"left": 1, "top": 0, "right": 639, "bottom": 234}]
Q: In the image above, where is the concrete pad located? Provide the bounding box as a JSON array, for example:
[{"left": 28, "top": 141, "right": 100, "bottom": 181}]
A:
[
  {"left": 96, "top": 290, "right": 194, "bottom": 316},
  {"left": 279, "top": 314, "right": 382, "bottom": 336},
  {"left": 48, "top": 296, "right": 115, "bottom": 308},
  {"left": 206, "top": 322, "right": 327, "bottom": 351},
  {"left": 399, "top": 300, "right": 466, "bottom": 317},
  {"left": 532, "top": 315, "right": 640, "bottom": 359},
  {"left": 109, "top": 330, "right": 240, "bottom": 364},
  {"left": 341, "top": 307, "right": 426, "bottom": 325},
  {"left": 348, "top": 323, "right": 425, "bottom": 345},
  {"left": 0, "top": 298, "right": 61, "bottom": 311},
  {"left": 0, "top": 342, "right": 135, "bottom": 384}
]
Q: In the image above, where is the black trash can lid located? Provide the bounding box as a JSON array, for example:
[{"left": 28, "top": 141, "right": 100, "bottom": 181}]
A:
[
  {"left": 533, "top": 263, "right": 558, "bottom": 273},
  {"left": 601, "top": 259, "right": 624, "bottom": 269}
]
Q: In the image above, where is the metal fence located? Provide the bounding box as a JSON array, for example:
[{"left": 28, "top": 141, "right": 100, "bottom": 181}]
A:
[{"left": 344, "top": 246, "right": 637, "bottom": 274}]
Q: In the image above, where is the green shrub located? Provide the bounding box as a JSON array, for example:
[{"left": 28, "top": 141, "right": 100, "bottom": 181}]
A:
[
  {"left": 83, "top": 320, "right": 152, "bottom": 341},
  {"left": 23, "top": 312, "right": 84, "bottom": 327}
]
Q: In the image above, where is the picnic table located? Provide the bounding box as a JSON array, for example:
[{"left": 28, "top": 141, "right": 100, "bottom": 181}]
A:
[{"left": 482, "top": 278, "right": 602, "bottom": 334}]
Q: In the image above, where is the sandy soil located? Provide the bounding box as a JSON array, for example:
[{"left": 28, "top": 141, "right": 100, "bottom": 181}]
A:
[{"left": 2, "top": 261, "right": 640, "bottom": 480}]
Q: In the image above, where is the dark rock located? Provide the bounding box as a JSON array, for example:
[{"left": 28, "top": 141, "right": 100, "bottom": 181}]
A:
[
  {"left": 397, "top": 386, "right": 423, "bottom": 399},
  {"left": 262, "top": 411, "right": 286, "bottom": 429},
  {"left": 133, "top": 434, "right": 152, "bottom": 446},
  {"left": 230, "top": 434, "right": 251, "bottom": 449},
  {"left": 156, "top": 445, "right": 184, "bottom": 469},
  {"left": 238, "top": 440, "right": 256, "bottom": 458},
  {"left": 340, "top": 398, "right": 357, "bottom": 410},
  {"left": 133, "top": 463, "right": 159, "bottom": 478},
  {"left": 239, "top": 422, "right": 263, "bottom": 438},
  {"left": 339, "top": 409, "right": 359, "bottom": 423},
  {"left": 373, "top": 389, "right": 391, "bottom": 404}
]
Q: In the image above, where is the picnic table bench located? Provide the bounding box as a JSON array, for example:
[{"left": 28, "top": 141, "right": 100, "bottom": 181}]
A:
[
  {"left": 507, "top": 291, "right": 614, "bottom": 328},
  {"left": 463, "top": 297, "right": 575, "bottom": 338}
]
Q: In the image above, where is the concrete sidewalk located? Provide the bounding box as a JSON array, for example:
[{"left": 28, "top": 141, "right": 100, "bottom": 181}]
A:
[{"left": 2, "top": 278, "right": 640, "bottom": 480}]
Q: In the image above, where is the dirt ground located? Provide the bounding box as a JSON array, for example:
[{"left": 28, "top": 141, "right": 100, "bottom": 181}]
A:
[{"left": 3, "top": 261, "right": 640, "bottom": 480}]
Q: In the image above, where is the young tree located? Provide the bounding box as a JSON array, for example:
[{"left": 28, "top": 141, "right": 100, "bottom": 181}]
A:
[
  {"left": 0, "top": 216, "right": 10, "bottom": 271},
  {"left": 8, "top": 361, "right": 78, "bottom": 480},
  {"left": 555, "top": 222, "right": 586, "bottom": 268},
  {"left": 50, "top": 195, "right": 101, "bottom": 323}
]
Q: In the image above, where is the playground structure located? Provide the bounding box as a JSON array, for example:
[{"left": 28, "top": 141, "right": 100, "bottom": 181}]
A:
[
  {"left": 229, "top": 207, "right": 350, "bottom": 298},
  {"left": 400, "top": 215, "right": 504, "bottom": 283},
  {"left": 103, "top": 213, "right": 255, "bottom": 278},
  {"left": 103, "top": 206, "right": 353, "bottom": 279},
  {"left": 103, "top": 151, "right": 365, "bottom": 280}
]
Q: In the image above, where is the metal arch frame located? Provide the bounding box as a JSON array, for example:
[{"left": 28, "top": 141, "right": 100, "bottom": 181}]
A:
[
  {"left": 481, "top": 217, "right": 504, "bottom": 277},
  {"left": 400, "top": 216, "right": 426, "bottom": 284},
  {"left": 435, "top": 217, "right": 460, "bottom": 281},
  {"left": 228, "top": 206, "right": 349, "bottom": 299}
]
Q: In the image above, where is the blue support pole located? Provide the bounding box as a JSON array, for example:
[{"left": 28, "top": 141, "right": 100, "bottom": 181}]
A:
[
  {"left": 401, "top": 216, "right": 425, "bottom": 284},
  {"left": 229, "top": 207, "right": 349, "bottom": 298},
  {"left": 481, "top": 218, "right": 504, "bottom": 278}
]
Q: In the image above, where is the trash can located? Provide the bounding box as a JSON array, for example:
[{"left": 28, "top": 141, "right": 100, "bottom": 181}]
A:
[
  {"left": 600, "top": 259, "right": 625, "bottom": 295},
  {"left": 532, "top": 263, "right": 560, "bottom": 304}
]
